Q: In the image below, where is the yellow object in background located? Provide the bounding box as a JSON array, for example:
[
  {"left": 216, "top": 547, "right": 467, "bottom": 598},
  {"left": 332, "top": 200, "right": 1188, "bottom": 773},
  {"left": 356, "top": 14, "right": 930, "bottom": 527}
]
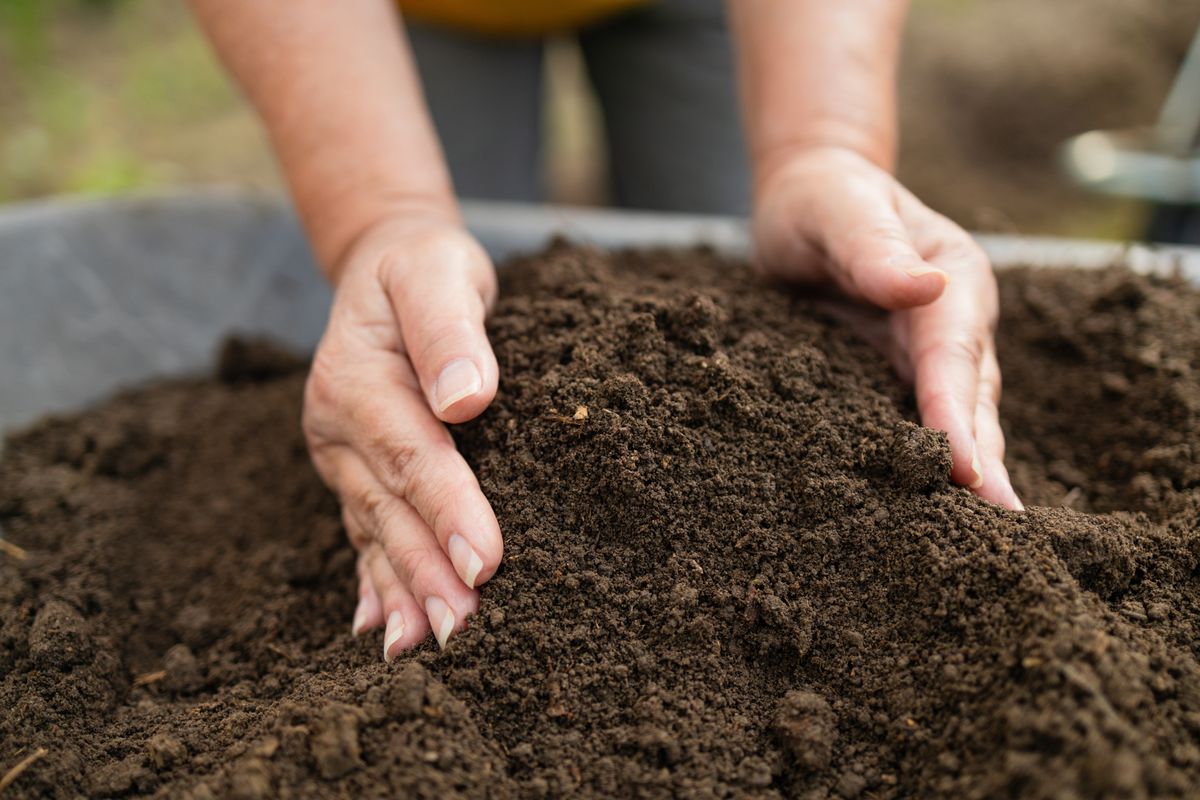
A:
[{"left": 398, "top": 0, "right": 651, "bottom": 37}]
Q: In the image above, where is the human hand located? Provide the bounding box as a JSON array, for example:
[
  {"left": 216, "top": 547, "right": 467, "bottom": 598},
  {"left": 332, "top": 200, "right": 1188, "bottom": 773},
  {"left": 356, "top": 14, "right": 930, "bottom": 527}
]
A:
[
  {"left": 752, "top": 146, "right": 1022, "bottom": 510},
  {"left": 303, "top": 217, "right": 504, "bottom": 659}
]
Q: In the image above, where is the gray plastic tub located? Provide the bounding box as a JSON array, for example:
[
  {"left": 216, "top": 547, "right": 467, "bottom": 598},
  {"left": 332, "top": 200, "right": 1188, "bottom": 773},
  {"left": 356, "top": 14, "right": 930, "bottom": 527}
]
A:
[{"left": 3, "top": 188, "right": 1200, "bottom": 437}]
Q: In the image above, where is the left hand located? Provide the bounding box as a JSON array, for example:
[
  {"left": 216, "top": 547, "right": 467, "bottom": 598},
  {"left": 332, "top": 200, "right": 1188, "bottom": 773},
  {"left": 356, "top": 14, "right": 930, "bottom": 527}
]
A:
[{"left": 752, "top": 146, "right": 1022, "bottom": 510}]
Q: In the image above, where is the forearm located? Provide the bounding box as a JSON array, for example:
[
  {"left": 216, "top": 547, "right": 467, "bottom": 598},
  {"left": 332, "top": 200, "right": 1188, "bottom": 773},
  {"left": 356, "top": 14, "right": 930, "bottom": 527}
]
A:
[
  {"left": 727, "top": 0, "right": 907, "bottom": 184},
  {"left": 189, "top": 0, "right": 456, "bottom": 278}
]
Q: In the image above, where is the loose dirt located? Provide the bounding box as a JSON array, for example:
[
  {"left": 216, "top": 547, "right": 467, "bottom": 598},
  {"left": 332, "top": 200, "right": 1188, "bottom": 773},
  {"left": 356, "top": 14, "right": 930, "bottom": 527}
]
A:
[{"left": 2, "top": 245, "right": 1199, "bottom": 799}]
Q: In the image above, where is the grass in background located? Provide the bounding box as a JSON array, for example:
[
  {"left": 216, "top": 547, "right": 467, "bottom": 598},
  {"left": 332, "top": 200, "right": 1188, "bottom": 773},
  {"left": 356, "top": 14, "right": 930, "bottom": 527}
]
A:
[{"left": 0, "top": 0, "right": 275, "bottom": 201}]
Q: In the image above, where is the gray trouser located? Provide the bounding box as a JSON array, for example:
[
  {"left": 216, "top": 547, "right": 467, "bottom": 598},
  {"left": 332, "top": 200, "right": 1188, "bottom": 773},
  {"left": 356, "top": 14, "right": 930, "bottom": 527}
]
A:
[{"left": 406, "top": 0, "right": 750, "bottom": 215}]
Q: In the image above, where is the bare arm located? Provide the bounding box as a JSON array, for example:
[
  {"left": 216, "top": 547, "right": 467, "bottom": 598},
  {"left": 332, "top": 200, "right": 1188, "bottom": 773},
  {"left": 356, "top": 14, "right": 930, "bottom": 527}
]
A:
[
  {"left": 191, "top": 0, "right": 508, "bottom": 655},
  {"left": 189, "top": 0, "right": 457, "bottom": 276},
  {"left": 728, "top": 0, "right": 905, "bottom": 180}
]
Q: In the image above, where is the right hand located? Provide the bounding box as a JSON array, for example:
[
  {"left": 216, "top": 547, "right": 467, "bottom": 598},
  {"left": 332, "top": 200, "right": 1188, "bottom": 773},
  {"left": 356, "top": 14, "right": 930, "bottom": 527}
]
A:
[
  {"left": 752, "top": 146, "right": 1022, "bottom": 510},
  {"left": 302, "top": 216, "right": 503, "bottom": 660}
]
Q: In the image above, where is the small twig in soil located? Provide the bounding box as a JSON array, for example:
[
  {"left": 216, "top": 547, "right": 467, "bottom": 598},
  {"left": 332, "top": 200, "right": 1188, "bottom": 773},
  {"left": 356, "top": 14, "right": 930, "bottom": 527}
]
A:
[
  {"left": 0, "top": 539, "right": 28, "bottom": 561},
  {"left": 0, "top": 747, "right": 47, "bottom": 793},
  {"left": 132, "top": 670, "right": 167, "bottom": 687}
]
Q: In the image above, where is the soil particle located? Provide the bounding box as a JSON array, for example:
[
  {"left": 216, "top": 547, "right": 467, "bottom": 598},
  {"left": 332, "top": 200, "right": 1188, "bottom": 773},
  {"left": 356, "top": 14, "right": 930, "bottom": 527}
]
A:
[
  {"left": 162, "top": 644, "right": 203, "bottom": 694},
  {"left": 2, "top": 244, "right": 1200, "bottom": 798},
  {"left": 774, "top": 690, "right": 837, "bottom": 773},
  {"left": 308, "top": 704, "right": 364, "bottom": 780},
  {"left": 29, "top": 599, "right": 92, "bottom": 669},
  {"left": 146, "top": 732, "right": 187, "bottom": 771},
  {"left": 227, "top": 757, "right": 273, "bottom": 800}
]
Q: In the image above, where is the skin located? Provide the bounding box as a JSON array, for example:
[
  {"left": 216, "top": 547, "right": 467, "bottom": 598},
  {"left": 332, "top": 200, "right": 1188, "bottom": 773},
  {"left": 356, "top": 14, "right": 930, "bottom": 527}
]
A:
[
  {"left": 189, "top": 0, "right": 1021, "bottom": 660},
  {"left": 728, "top": 0, "right": 1022, "bottom": 511}
]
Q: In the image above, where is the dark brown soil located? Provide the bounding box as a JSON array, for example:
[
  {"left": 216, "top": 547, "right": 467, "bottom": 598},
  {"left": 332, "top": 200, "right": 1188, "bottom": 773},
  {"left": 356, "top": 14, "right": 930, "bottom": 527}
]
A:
[{"left": 2, "top": 244, "right": 1200, "bottom": 799}]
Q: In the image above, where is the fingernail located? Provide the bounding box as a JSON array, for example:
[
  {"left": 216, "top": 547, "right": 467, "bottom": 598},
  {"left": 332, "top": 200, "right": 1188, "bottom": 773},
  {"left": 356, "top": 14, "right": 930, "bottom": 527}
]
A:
[
  {"left": 425, "top": 596, "right": 455, "bottom": 650},
  {"left": 434, "top": 359, "right": 482, "bottom": 413},
  {"left": 448, "top": 534, "right": 484, "bottom": 588},
  {"left": 352, "top": 597, "right": 369, "bottom": 636},
  {"left": 969, "top": 445, "right": 984, "bottom": 489},
  {"left": 383, "top": 610, "right": 405, "bottom": 662},
  {"left": 1013, "top": 494, "right": 1026, "bottom": 512},
  {"left": 906, "top": 266, "right": 949, "bottom": 285}
]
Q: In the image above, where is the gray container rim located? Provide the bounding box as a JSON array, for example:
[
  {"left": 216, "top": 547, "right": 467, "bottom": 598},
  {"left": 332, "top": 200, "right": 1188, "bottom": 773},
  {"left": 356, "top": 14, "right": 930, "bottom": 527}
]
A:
[{"left": 1, "top": 187, "right": 1198, "bottom": 437}]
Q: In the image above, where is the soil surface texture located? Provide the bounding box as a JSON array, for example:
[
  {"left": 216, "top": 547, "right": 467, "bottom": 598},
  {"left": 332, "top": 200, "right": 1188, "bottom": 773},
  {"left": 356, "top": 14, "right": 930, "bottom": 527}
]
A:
[{"left": 2, "top": 244, "right": 1200, "bottom": 799}]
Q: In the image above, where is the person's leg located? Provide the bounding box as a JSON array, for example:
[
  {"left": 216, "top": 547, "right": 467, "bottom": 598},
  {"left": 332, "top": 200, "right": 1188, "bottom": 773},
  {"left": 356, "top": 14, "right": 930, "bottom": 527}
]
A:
[
  {"left": 406, "top": 24, "right": 545, "bottom": 202},
  {"left": 578, "top": 0, "right": 750, "bottom": 215}
]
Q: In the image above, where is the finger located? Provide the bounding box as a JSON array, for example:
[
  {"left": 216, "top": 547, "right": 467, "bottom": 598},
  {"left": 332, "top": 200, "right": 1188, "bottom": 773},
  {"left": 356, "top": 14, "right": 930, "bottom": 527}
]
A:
[
  {"left": 352, "top": 552, "right": 384, "bottom": 636},
  {"left": 972, "top": 350, "right": 1024, "bottom": 510},
  {"left": 975, "top": 399, "right": 1022, "bottom": 510},
  {"left": 907, "top": 308, "right": 986, "bottom": 489},
  {"left": 339, "top": 368, "right": 503, "bottom": 590},
  {"left": 363, "top": 543, "right": 429, "bottom": 660},
  {"left": 381, "top": 229, "right": 499, "bottom": 424},
  {"left": 341, "top": 454, "right": 479, "bottom": 650},
  {"left": 788, "top": 176, "right": 949, "bottom": 310},
  {"left": 913, "top": 336, "right": 982, "bottom": 489},
  {"left": 374, "top": 499, "right": 479, "bottom": 651}
]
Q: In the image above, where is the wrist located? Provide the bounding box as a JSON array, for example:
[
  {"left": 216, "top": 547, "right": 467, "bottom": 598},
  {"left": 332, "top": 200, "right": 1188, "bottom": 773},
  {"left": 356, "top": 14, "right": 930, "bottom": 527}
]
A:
[
  {"left": 752, "top": 129, "right": 894, "bottom": 197},
  {"left": 753, "top": 142, "right": 888, "bottom": 206},
  {"left": 318, "top": 192, "right": 462, "bottom": 287}
]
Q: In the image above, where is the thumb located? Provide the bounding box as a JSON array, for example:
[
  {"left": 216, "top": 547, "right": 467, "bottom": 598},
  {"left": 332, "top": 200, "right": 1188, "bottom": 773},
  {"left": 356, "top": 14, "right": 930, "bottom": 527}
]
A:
[
  {"left": 814, "top": 187, "right": 949, "bottom": 311},
  {"left": 383, "top": 230, "right": 499, "bottom": 424}
]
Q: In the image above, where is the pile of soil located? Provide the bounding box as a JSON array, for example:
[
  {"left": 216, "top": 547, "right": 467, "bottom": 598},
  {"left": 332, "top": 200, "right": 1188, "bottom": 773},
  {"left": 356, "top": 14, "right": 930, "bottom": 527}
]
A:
[{"left": 2, "top": 244, "right": 1199, "bottom": 799}]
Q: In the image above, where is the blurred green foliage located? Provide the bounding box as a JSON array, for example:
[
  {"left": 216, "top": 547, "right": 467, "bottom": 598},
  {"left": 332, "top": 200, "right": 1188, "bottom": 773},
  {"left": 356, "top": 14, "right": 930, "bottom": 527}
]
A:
[
  {"left": 1, "top": 0, "right": 124, "bottom": 73},
  {"left": 0, "top": 0, "right": 267, "bottom": 201}
]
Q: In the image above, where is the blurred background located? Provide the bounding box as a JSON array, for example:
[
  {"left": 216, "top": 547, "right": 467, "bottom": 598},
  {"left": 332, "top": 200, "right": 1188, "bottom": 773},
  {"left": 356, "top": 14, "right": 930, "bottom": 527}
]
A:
[{"left": 0, "top": 0, "right": 1197, "bottom": 240}]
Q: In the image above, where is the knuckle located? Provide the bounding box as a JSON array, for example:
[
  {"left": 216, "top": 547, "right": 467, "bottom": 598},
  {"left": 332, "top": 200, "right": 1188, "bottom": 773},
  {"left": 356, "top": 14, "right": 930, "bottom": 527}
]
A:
[
  {"left": 347, "top": 482, "right": 402, "bottom": 544},
  {"left": 394, "top": 545, "right": 435, "bottom": 587},
  {"left": 363, "top": 542, "right": 387, "bottom": 575},
  {"left": 955, "top": 234, "right": 989, "bottom": 266},
  {"left": 383, "top": 226, "right": 490, "bottom": 287},
  {"left": 421, "top": 446, "right": 472, "bottom": 510},
  {"left": 412, "top": 317, "right": 480, "bottom": 374},
  {"left": 916, "top": 335, "right": 984, "bottom": 373},
  {"left": 303, "top": 441, "right": 338, "bottom": 489},
  {"left": 868, "top": 222, "right": 910, "bottom": 248},
  {"left": 302, "top": 345, "right": 343, "bottom": 428},
  {"left": 919, "top": 387, "right": 957, "bottom": 420},
  {"left": 342, "top": 508, "right": 371, "bottom": 550},
  {"left": 840, "top": 224, "right": 908, "bottom": 275},
  {"left": 478, "top": 263, "right": 499, "bottom": 308},
  {"left": 950, "top": 237, "right": 995, "bottom": 284},
  {"left": 944, "top": 336, "right": 984, "bottom": 369},
  {"left": 976, "top": 393, "right": 1000, "bottom": 416},
  {"left": 982, "top": 367, "right": 1002, "bottom": 404},
  {"left": 373, "top": 436, "right": 424, "bottom": 497},
  {"left": 420, "top": 469, "right": 474, "bottom": 536},
  {"left": 370, "top": 569, "right": 403, "bottom": 606}
]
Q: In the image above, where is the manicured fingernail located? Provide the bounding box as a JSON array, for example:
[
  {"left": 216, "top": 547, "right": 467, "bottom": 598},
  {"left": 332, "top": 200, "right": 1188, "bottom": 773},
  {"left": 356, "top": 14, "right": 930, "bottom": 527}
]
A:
[
  {"left": 425, "top": 597, "right": 455, "bottom": 650},
  {"left": 448, "top": 534, "right": 484, "bottom": 588},
  {"left": 1013, "top": 494, "right": 1026, "bottom": 512},
  {"left": 969, "top": 446, "right": 984, "bottom": 489},
  {"left": 906, "top": 266, "right": 949, "bottom": 285},
  {"left": 352, "top": 597, "right": 369, "bottom": 637},
  {"left": 434, "top": 359, "right": 482, "bottom": 413},
  {"left": 383, "top": 610, "right": 405, "bottom": 662}
]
